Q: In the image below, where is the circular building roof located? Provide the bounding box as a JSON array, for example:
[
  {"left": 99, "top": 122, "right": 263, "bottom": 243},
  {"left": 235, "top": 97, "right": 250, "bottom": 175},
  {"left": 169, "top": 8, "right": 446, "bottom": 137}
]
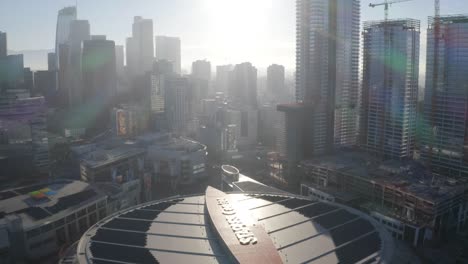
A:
[{"left": 77, "top": 187, "right": 393, "bottom": 264}]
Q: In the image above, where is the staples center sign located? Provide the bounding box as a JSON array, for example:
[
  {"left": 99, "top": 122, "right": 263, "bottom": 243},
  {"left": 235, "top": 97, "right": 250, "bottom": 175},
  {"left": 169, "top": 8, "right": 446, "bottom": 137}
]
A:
[
  {"left": 216, "top": 197, "right": 258, "bottom": 245},
  {"left": 205, "top": 187, "right": 282, "bottom": 264}
]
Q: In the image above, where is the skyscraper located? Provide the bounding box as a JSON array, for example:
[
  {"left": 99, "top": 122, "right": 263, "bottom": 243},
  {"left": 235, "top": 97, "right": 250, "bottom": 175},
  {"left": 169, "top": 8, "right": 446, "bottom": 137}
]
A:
[
  {"left": 125, "top": 17, "right": 154, "bottom": 77},
  {"left": 192, "top": 60, "right": 211, "bottom": 81},
  {"left": 229, "top": 62, "right": 257, "bottom": 109},
  {"left": 215, "top": 64, "right": 233, "bottom": 94},
  {"left": 66, "top": 20, "right": 90, "bottom": 107},
  {"left": 125, "top": 37, "right": 137, "bottom": 76},
  {"left": 153, "top": 59, "right": 174, "bottom": 76},
  {"left": 0, "top": 54, "right": 24, "bottom": 90},
  {"left": 149, "top": 60, "right": 174, "bottom": 131},
  {"left": 0, "top": 31, "right": 6, "bottom": 58},
  {"left": 421, "top": 15, "right": 468, "bottom": 177},
  {"left": 57, "top": 43, "right": 70, "bottom": 107},
  {"left": 47, "top": 52, "right": 57, "bottom": 71},
  {"left": 115, "top": 45, "right": 124, "bottom": 76},
  {"left": 191, "top": 60, "right": 211, "bottom": 101},
  {"left": 267, "top": 64, "right": 286, "bottom": 102},
  {"left": 132, "top": 16, "right": 154, "bottom": 73},
  {"left": 296, "top": 0, "right": 360, "bottom": 155},
  {"left": 81, "top": 38, "right": 117, "bottom": 134},
  {"left": 55, "top": 6, "right": 77, "bottom": 69},
  {"left": 165, "top": 76, "right": 194, "bottom": 134},
  {"left": 23, "top": 68, "right": 34, "bottom": 93},
  {"left": 82, "top": 38, "right": 117, "bottom": 102},
  {"left": 0, "top": 32, "right": 24, "bottom": 91},
  {"left": 360, "top": 19, "right": 420, "bottom": 159},
  {"left": 155, "top": 36, "right": 181, "bottom": 74},
  {"left": 34, "top": 70, "right": 58, "bottom": 105}
]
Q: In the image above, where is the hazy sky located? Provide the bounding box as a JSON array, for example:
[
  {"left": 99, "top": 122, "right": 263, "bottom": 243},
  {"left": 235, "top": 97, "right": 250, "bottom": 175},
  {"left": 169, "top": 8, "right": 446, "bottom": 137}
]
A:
[{"left": 1, "top": 0, "right": 467, "bottom": 73}]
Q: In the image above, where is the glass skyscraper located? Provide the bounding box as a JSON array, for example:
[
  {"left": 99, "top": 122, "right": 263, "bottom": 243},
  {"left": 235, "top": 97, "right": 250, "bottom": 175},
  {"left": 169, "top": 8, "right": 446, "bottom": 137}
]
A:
[
  {"left": 421, "top": 15, "right": 468, "bottom": 177},
  {"left": 296, "top": 0, "right": 360, "bottom": 155},
  {"left": 55, "top": 6, "right": 77, "bottom": 69}
]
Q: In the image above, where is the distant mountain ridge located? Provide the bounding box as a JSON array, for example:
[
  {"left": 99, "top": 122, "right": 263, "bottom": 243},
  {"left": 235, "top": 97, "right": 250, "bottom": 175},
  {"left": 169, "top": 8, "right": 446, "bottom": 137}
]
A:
[{"left": 7, "top": 49, "right": 52, "bottom": 71}]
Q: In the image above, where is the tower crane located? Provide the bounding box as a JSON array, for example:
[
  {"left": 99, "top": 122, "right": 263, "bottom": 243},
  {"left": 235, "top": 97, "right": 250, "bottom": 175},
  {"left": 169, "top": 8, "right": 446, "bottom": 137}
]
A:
[{"left": 369, "top": 0, "right": 413, "bottom": 21}]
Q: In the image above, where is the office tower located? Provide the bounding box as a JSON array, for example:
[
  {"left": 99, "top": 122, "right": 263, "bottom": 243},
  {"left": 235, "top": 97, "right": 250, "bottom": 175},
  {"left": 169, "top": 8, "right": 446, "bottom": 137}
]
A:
[
  {"left": 192, "top": 60, "right": 211, "bottom": 81},
  {"left": 0, "top": 54, "right": 24, "bottom": 90},
  {"left": 57, "top": 43, "right": 69, "bottom": 107},
  {"left": 259, "top": 104, "right": 280, "bottom": 147},
  {"left": 276, "top": 104, "right": 305, "bottom": 182},
  {"left": 133, "top": 17, "right": 154, "bottom": 72},
  {"left": 48, "top": 52, "right": 57, "bottom": 71},
  {"left": 229, "top": 62, "right": 257, "bottom": 109},
  {"left": 267, "top": 64, "right": 286, "bottom": 102},
  {"left": 218, "top": 107, "right": 258, "bottom": 149},
  {"left": 149, "top": 73, "right": 165, "bottom": 115},
  {"left": 125, "top": 37, "right": 137, "bottom": 76},
  {"left": 296, "top": 0, "right": 360, "bottom": 155},
  {"left": 131, "top": 60, "right": 175, "bottom": 132},
  {"left": 421, "top": 15, "right": 468, "bottom": 177},
  {"left": 55, "top": 6, "right": 77, "bottom": 68},
  {"left": 115, "top": 45, "right": 124, "bottom": 75},
  {"left": 215, "top": 64, "right": 233, "bottom": 93},
  {"left": 34, "top": 70, "right": 58, "bottom": 105},
  {"left": 23, "top": 68, "right": 34, "bottom": 92},
  {"left": 82, "top": 39, "right": 117, "bottom": 102},
  {"left": 165, "top": 76, "right": 194, "bottom": 134},
  {"left": 191, "top": 60, "right": 211, "bottom": 103},
  {"left": 126, "top": 16, "right": 154, "bottom": 76},
  {"left": 0, "top": 31, "right": 6, "bottom": 57},
  {"left": 360, "top": 19, "right": 420, "bottom": 159},
  {"left": 66, "top": 20, "right": 90, "bottom": 107},
  {"left": 153, "top": 59, "right": 174, "bottom": 75},
  {"left": 155, "top": 36, "right": 181, "bottom": 74},
  {"left": 81, "top": 39, "right": 116, "bottom": 134}
]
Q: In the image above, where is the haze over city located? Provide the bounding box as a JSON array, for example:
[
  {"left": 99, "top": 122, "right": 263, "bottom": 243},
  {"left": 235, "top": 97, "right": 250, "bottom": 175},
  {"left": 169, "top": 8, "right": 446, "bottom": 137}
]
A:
[
  {"left": 1, "top": 0, "right": 468, "bottom": 263},
  {"left": 1, "top": 0, "right": 465, "bottom": 73}
]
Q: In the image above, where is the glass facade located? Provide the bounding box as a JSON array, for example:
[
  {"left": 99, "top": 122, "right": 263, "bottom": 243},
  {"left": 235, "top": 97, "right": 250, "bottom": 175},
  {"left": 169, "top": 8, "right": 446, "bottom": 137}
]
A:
[
  {"left": 361, "top": 19, "right": 420, "bottom": 159},
  {"left": 421, "top": 16, "right": 468, "bottom": 177},
  {"left": 296, "top": 0, "right": 360, "bottom": 155},
  {"left": 55, "top": 7, "right": 77, "bottom": 69}
]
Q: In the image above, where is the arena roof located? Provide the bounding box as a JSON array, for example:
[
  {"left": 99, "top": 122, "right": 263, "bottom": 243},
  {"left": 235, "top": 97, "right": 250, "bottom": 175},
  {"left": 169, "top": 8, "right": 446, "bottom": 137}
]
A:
[{"left": 77, "top": 187, "right": 393, "bottom": 263}]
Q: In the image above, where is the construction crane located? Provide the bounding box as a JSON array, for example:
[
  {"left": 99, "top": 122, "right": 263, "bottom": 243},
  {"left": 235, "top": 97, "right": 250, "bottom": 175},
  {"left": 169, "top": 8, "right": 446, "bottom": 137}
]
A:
[{"left": 369, "top": 0, "right": 413, "bottom": 21}]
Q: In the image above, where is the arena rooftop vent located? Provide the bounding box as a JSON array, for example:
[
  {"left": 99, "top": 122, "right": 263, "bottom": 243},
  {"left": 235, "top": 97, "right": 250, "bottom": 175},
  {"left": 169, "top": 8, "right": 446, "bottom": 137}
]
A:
[{"left": 76, "top": 187, "right": 394, "bottom": 263}]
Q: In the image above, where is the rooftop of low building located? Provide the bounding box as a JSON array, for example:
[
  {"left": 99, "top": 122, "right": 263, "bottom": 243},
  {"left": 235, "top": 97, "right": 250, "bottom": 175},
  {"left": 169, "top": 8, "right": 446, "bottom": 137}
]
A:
[
  {"left": 0, "top": 180, "right": 105, "bottom": 229},
  {"left": 301, "top": 149, "right": 468, "bottom": 204}
]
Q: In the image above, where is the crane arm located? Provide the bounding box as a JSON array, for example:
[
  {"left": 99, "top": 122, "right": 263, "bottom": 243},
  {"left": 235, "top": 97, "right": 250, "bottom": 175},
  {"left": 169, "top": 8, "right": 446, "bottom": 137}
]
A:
[{"left": 369, "top": 0, "right": 412, "bottom": 8}]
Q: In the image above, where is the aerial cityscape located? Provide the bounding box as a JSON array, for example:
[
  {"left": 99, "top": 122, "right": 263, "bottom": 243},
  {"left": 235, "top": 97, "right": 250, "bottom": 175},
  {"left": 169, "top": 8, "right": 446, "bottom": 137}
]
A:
[{"left": 0, "top": 0, "right": 468, "bottom": 263}]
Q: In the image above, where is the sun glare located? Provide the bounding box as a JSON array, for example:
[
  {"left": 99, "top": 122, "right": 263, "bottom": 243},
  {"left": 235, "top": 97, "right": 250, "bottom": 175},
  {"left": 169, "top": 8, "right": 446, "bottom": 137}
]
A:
[{"left": 203, "top": 0, "right": 272, "bottom": 63}]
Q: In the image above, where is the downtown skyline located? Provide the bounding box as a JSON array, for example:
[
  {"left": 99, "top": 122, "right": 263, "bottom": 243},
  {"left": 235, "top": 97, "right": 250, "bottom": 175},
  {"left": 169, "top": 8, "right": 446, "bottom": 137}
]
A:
[
  {"left": 1, "top": 0, "right": 467, "bottom": 73},
  {"left": 1, "top": 1, "right": 468, "bottom": 262}
]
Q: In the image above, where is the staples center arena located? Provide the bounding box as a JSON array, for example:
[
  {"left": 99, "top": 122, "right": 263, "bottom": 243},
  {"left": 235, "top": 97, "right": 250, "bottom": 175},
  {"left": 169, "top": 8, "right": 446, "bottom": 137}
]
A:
[{"left": 74, "top": 172, "right": 394, "bottom": 264}]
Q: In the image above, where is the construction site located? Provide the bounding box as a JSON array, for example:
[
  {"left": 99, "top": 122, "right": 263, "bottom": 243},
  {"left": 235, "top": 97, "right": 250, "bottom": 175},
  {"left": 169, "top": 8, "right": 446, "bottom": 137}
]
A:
[{"left": 299, "top": 149, "right": 468, "bottom": 247}]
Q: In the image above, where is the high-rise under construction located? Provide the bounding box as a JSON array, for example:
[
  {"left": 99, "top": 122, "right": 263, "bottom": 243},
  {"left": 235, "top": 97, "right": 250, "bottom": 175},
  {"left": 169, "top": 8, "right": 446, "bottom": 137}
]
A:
[
  {"left": 421, "top": 15, "right": 468, "bottom": 177},
  {"left": 360, "top": 19, "right": 420, "bottom": 159}
]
